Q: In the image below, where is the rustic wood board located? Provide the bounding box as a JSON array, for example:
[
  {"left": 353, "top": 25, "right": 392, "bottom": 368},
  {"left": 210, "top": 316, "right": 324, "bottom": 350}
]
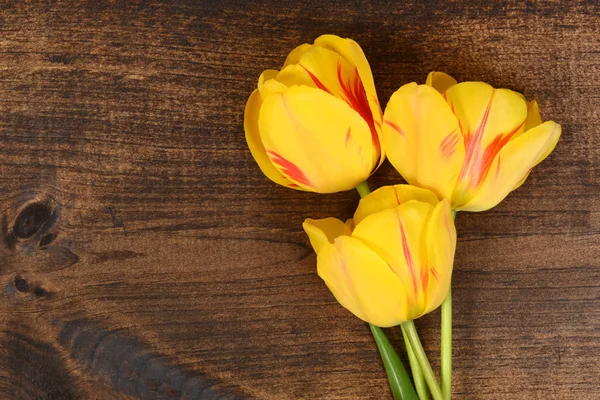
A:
[{"left": 1, "top": 1, "right": 599, "bottom": 399}]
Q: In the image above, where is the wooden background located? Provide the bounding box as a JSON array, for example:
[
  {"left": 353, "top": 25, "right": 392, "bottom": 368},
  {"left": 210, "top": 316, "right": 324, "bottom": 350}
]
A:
[{"left": 1, "top": 1, "right": 599, "bottom": 399}]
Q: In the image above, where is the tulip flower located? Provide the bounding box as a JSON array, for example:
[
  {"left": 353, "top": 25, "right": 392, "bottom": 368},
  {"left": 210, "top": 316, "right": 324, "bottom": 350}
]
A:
[
  {"left": 383, "top": 72, "right": 562, "bottom": 211},
  {"left": 303, "top": 185, "right": 456, "bottom": 327},
  {"left": 244, "top": 34, "right": 384, "bottom": 193}
]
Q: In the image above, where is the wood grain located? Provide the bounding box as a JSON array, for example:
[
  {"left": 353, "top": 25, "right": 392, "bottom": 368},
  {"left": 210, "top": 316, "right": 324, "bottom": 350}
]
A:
[{"left": 1, "top": 0, "right": 599, "bottom": 398}]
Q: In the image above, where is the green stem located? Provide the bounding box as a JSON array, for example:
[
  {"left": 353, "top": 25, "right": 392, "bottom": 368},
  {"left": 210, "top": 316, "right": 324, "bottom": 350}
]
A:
[
  {"left": 402, "top": 326, "right": 430, "bottom": 400},
  {"left": 440, "top": 210, "right": 456, "bottom": 400},
  {"left": 440, "top": 288, "right": 452, "bottom": 400},
  {"left": 401, "top": 321, "right": 444, "bottom": 400},
  {"left": 370, "top": 325, "right": 419, "bottom": 400},
  {"left": 356, "top": 181, "right": 371, "bottom": 198}
]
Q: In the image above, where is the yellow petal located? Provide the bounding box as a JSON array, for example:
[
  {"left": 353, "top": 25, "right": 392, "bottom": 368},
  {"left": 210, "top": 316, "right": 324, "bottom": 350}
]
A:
[
  {"left": 459, "top": 121, "right": 561, "bottom": 212},
  {"left": 422, "top": 199, "right": 455, "bottom": 314},
  {"left": 259, "top": 77, "right": 287, "bottom": 99},
  {"left": 352, "top": 200, "right": 434, "bottom": 320},
  {"left": 314, "top": 35, "right": 377, "bottom": 105},
  {"left": 296, "top": 45, "right": 382, "bottom": 166},
  {"left": 425, "top": 71, "right": 457, "bottom": 94},
  {"left": 303, "top": 218, "right": 346, "bottom": 254},
  {"left": 275, "top": 64, "right": 316, "bottom": 89},
  {"left": 244, "top": 89, "right": 299, "bottom": 189},
  {"left": 258, "top": 69, "right": 279, "bottom": 88},
  {"left": 283, "top": 43, "right": 311, "bottom": 67},
  {"left": 313, "top": 34, "right": 383, "bottom": 165},
  {"left": 317, "top": 236, "right": 407, "bottom": 327},
  {"left": 445, "top": 82, "right": 527, "bottom": 207},
  {"left": 354, "top": 184, "right": 439, "bottom": 225},
  {"left": 343, "top": 218, "right": 356, "bottom": 235},
  {"left": 383, "top": 83, "right": 465, "bottom": 200},
  {"left": 524, "top": 100, "right": 543, "bottom": 132},
  {"left": 258, "top": 85, "right": 374, "bottom": 193}
]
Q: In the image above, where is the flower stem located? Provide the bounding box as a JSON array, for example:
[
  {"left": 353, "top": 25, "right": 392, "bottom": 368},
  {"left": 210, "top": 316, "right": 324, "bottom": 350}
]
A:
[
  {"left": 370, "top": 324, "right": 419, "bottom": 400},
  {"left": 440, "top": 210, "right": 456, "bottom": 400},
  {"left": 401, "top": 321, "right": 444, "bottom": 400},
  {"left": 402, "top": 325, "right": 430, "bottom": 400},
  {"left": 440, "top": 288, "right": 452, "bottom": 400},
  {"left": 356, "top": 181, "right": 371, "bottom": 198}
]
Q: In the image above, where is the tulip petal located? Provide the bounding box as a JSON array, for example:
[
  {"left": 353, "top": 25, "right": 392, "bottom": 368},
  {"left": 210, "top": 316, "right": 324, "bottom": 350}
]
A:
[
  {"left": 318, "top": 236, "right": 407, "bottom": 327},
  {"left": 275, "top": 64, "right": 316, "bottom": 89},
  {"left": 303, "top": 217, "right": 346, "bottom": 254},
  {"left": 445, "top": 82, "right": 528, "bottom": 207},
  {"left": 244, "top": 89, "right": 300, "bottom": 188},
  {"left": 259, "top": 77, "right": 288, "bottom": 99},
  {"left": 344, "top": 218, "right": 356, "bottom": 235},
  {"left": 525, "top": 100, "right": 543, "bottom": 132},
  {"left": 295, "top": 45, "right": 382, "bottom": 165},
  {"left": 460, "top": 121, "right": 561, "bottom": 211},
  {"left": 423, "top": 199, "right": 455, "bottom": 314},
  {"left": 314, "top": 35, "right": 377, "bottom": 105},
  {"left": 258, "top": 69, "right": 279, "bottom": 88},
  {"left": 313, "top": 34, "right": 384, "bottom": 166},
  {"left": 425, "top": 71, "right": 457, "bottom": 94},
  {"left": 383, "top": 83, "right": 465, "bottom": 200},
  {"left": 352, "top": 200, "right": 434, "bottom": 320},
  {"left": 258, "top": 85, "right": 374, "bottom": 193},
  {"left": 354, "top": 184, "right": 439, "bottom": 225},
  {"left": 283, "top": 43, "right": 311, "bottom": 67}
]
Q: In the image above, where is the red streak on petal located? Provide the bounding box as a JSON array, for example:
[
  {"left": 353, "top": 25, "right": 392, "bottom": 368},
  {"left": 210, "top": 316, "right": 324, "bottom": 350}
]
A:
[
  {"left": 336, "top": 63, "right": 380, "bottom": 159},
  {"left": 266, "top": 150, "right": 313, "bottom": 188},
  {"left": 440, "top": 129, "right": 460, "bottom": 159},
  {"left": 301, "top": 62, "right": 381, "bottom": 162},
  {"left": 443, "top": 207, "right": 451, "bottom": 232},
  {"left": 300, "top": 64, "right": 333, "bottom": 95},
  {"left": 457, "top": 91, "right": 528, "bottom": 192},
  {"left": 398, "top": 218, "right": 418, "bottom": 296},
  {"left": 384, "top": 119, "right": 406, "bottom": 137},
  {"left": 394, "top": 189, "right": 402, "bottom": 205},
  {"left": 345, "top": 127, "right": 352, "bottom": 146},
  {"left": 494, "top": 157, "right": 502, "bottom": 180},
  {"left": 421, "top": 264, "right": 430, "bottom": 292},
  {"left": 430, "top": 266, "right": 440, "bottom": 281}
]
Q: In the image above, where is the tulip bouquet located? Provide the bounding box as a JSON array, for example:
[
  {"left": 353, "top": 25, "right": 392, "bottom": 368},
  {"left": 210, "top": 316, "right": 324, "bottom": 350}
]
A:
[{"left": 244, "top": 34, "right": 561, "bottom": 399}]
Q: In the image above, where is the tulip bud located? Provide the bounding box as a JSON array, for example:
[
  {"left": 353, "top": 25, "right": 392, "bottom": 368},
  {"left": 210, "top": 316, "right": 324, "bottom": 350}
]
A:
[
  {"left": 245, "top": 34, "right": 384, "bottom": 193},
  {"left": 383, "top": 72, "right": 561, "bottom": 211},
  {"left": 303, "top": 185, "right": 456, "bottom": 327}
]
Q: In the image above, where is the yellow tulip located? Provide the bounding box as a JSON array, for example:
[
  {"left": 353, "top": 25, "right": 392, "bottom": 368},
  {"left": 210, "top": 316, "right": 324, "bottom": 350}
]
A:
[
  {"left": 303, "top": 185, "right": 456, "bottom": 327},
  {"left": 244, "top": 34, "right": 384, "bottom": 193},
  {"left": 383, "top": 71, "right": 562, "bottom": 211}
]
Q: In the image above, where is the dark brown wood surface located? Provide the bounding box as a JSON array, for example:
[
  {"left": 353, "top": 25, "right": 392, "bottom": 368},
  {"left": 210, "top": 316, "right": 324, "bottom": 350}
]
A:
[{"left": 1, "top": 1, "right": 599, "bottom": 399}]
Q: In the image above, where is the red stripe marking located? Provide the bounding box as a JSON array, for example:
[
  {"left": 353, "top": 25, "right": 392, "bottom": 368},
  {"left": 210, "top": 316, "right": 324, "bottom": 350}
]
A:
[
  {"left": 345, "top": 127, "right": 352, "bottom": 146},
  {"left": 456, "top": 91, "right": 528, "bottom": 191},
  {"left": 384, "top": 119, "right": 405, "bottom": 137},
  {"left": 394, "top": 189, "right": 402, "bottom": 205},
  {"left": 421, "top": 265, "right": 430, "bottom": 292},
  {"left": 494, "top": 157, "right": 502, "bottom": 180},
  {"left": 336, "top": 63, "right": 380, "bottom": 156},
  {"left": 440, "top": 129, "right": 460, "bottom": 159},
  {"left": 266, "top": 149, "right": 313, "bottom": 188},
  {"left": 430, "top": 266, "right": 440, "bottom": 281},
  {"left": 299, "top": 64, "right": 333, "bottom": 95},
  {"left": 302, "top": 61, "right": 381, "bottom": 161},
  {"left": 398, "top": 219, "right": 418, "bottom": 296}
]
